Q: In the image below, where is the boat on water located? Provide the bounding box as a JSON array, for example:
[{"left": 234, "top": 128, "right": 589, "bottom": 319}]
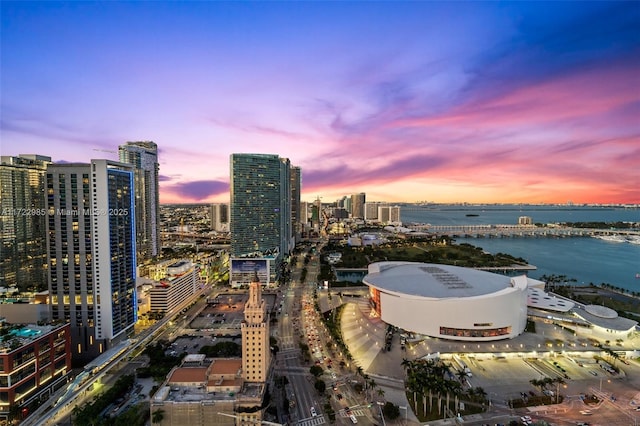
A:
[
  {"left": 626, "top": 236, "right": 640, "bottom": 245},
  {"left": 465, "top": 214, "right": 479, "bottom": 217},
  {"left": 593, "top": 234, "right": 628, "bottom": 243}
]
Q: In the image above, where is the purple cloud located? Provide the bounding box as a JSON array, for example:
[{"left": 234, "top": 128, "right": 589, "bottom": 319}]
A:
[{"left": 166, "top": 180, "right": 229, "bottom": 202}]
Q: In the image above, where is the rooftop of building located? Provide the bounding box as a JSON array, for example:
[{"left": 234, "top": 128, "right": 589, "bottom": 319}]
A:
[
  {"left": 155, "top": 385, "right": 238, "bottom": 403},
  {"left": 527, "top": 288, "right": 575, "bottom": 312},
  {"left": 239, "top": 382, "right": 265, "bottom": 399},
  {"left": 210, "top": 358, "right": 242, "bottom": 376},
  {"left": 155, "top": 378, "right": 264, "bottom": 404},
  {"left": 168, "top": 367, "right": 207, "bottom": 384},
  {"left": 208, "top": 377, "right": 243, "bottom": 388},
  {"left": 184, "top": 354, "right": 207, "bottom": 362},
  {"left": 363, "top": 261, "right": 522, "bottom": 299},
  {"left": 169, "top": 260, "right": 190, "bottom": 268},
  {"left": 573, "top": 305, "right": 638, "bottom": 331},
  {"left": 0, "top": 323, "right": 63, "bottom": 354}
]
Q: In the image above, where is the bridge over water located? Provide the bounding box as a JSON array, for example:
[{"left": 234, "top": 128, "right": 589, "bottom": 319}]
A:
[{"left": 407, "top": 224, "right": 640, "bottom": 239}]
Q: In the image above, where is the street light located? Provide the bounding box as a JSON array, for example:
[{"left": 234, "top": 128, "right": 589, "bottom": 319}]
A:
[
  {"left": 599, "top": 377, "right": 610, "bottom": 392},
  {"left": 378, "top": 403, "right": 387, "bottom": 426}
]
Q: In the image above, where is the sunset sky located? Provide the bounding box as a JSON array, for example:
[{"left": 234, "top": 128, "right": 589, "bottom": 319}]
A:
[{"left": 2, "top": 1, "right": 639, "bottom": 204}]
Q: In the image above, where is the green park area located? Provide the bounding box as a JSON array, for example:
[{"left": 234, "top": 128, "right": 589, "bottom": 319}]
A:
[{"left": 318, "top": 236, "right": 529, "bottom": 285}]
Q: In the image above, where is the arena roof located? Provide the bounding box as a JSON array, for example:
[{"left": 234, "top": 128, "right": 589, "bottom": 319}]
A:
[
  {"left": 574, "top": 306, "right": 638, "bottom": 332},
  {"left": 364, "top": 262, "right": 518, "bottom": 299},
  {"left": 527, "top": 288, "right": 575, "bottom": 312}
]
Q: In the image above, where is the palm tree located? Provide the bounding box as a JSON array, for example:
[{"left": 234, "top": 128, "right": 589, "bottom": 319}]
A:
[
  {"left": 474, "top": 386, "right": 487, "bottom": 404},
  {"left": 467, "top": 387, "right": 477, "bottom": 402},
  {"left": 529, "top": 378, "right": 545, "bottom": 393},
  {"left": 433, "top": 377, "right": 447, "bottom": 416},
  {"left": 445, "top": 379, "right": 462, "bottom": 416},
  {"left": 552, "top": 377, "right": 565, "bottom": 404},
  {"left": 401, "top": 358, "right": 412, "bottom": 373},
  {"left": 377, "top": 388, "right": 385, "bottom": 399},
  {"left": 422, "top": 391, "right": 428, "bottom": 416},
  {"left": 368, "top": 378, "right": 377, "bottom": 400},
  {"left": 152, "top": 409, "right": 165, "bottom": 424},
  {"left": 406, "top": 375, "right": 420, "bottom": 410},
  {"left": 455, "top": 369, "right": 468, "bottom": 384},
  {"left": 609, "top": 350, "right": 620, "bottom": 367}
]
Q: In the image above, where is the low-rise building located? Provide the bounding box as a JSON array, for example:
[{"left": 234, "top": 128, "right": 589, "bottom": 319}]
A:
[
  {"left": 149, "top": 260, "right": 201, "bottom": 314},
  {"left": 150, "top": 357, "right": 265, "bottom": 426},
  {"left": 0, "top": 322, "right": 71, "bottom": 421}
]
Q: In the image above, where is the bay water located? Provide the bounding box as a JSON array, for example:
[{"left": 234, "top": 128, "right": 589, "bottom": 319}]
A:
[{"left": 400, "top": 205, "right": 640, "bottom": 292}]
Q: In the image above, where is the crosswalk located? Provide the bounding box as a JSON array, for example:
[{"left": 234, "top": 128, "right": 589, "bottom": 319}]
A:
[
  {"left": 280, "top": 334, "right": 296, "bottom": 350},
  {"left": 338, "top": 409, "right": 366, "bottom": 417},
  {"left": 297, "top": 414, "right": 326, "bottom": 426}
]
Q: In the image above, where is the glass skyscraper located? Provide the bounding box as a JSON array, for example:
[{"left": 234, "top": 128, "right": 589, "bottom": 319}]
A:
[
  {"left": 0, "top": 154, "right": 51, "bottom": 292},
  {"left": 230, "top": 154, "right": 295, "bottom": 270},
  {"left": 118, "top": 141, "right": 160, "bottom": 263},
  {"left": 290, "top": 166, "right": 301, "bottom": 241}
]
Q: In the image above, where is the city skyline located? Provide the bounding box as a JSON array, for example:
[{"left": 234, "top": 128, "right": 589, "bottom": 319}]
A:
[{"left": 2, "top": 2, "right": 639, "bottom": 204}]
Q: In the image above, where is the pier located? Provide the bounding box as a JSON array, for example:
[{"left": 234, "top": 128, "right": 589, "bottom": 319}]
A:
[{"left": 407, "top": 224, "right": 640, "bottom": 239}]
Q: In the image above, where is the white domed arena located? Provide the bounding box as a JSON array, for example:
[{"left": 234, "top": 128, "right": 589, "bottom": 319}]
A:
[{"left": 363, "top": 262, "right": 529, "bottom": 341}]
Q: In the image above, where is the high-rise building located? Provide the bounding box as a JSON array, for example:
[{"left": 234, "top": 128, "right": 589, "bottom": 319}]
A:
[
  {"left": 280, "top": 157, "right": 293, "bottom": 254},
  {"left": 311, "top": 200, "right": 320, "bottom": 229},
  {"left": 118, "top": 141, "right": 160, "bottom": 262},
  {"left": 378, "top": 205, "right": 390, "bottom": 223},
  {"left": 46, "top": 159, "right": 137, "bottom": 361},
  {"left": 378, "top": 205, "right": 401, "bottom": 224},
  {"left": 364, "top": 202, "right": 380, "bottom": 221},
  {"left": 209, "top": 203, "right": 229, "bottom": 232},
  {"left": 241, "top": 274, "right": 270, "bottom": 382},
  {"left": 0, "top": 154, "right": 51, "bottom": 292},
  {"left": 390, "top": 205, "right": 401, "bottom": 223},
  {"left": 351, "top": 193, "right": 366, "bottom": 219},
  {"left": 518, "top": 216, "right": 533, "bottom": 225},
  {"left": 339, "top": 195, "right": 351, "bottom": 214},
  {"left": 290, "top": 166, "right": 301, "bottom": 240},
  {"left": 299, "top": 201, "right": 310, "bottom": 237},
  {"left": 299, "top": 201, "right": 309, "bottom": 224},
  {"left": 230, "top": 154, "right": 294, "bottom": 269}
]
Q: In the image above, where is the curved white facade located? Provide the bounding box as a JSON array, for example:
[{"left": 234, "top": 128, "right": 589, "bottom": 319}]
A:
[{"left": 364, "top": 262, "right": 528, "bottom": 341}]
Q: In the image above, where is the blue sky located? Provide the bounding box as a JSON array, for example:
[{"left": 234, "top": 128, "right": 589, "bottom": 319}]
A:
[{"left": 2, "top": 1, "right": 639, "bottom": 203}]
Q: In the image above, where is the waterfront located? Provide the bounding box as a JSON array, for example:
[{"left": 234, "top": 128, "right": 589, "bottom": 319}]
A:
[
  {"left": 400, "top": 205, "right": 640, "bottom": 293},
  {"left": 400, "top": 204, "right": 639, "bottom": 226}
]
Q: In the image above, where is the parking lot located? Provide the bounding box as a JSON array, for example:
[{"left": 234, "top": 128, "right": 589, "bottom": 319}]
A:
[
  {"left": 189, "top": 291, "right": 278, "bottom": 331},
  {"left": 167, "top": 334, "right": 233, "bottom": 356}
]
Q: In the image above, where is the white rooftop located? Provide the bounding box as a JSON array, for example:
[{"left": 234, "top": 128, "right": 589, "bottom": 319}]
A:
[
  {"left": 364, "top": 262, "right": 517, "bottom": 299},
  {"left": 184, "top": 354, "right": 206, "bottom": 363},
  {"left": 527, "top": 288, "right": 575, "bottom": 312}
]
